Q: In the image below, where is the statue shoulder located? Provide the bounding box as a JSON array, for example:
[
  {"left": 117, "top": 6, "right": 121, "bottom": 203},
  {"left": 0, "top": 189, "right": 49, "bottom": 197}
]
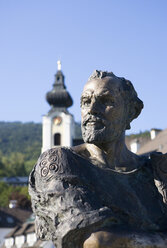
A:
[
  {"left": 150, "top": 152, "right": 167, "bottom": 204},
  {"left": 38, "top": 146, "right": 73, "bottom": 162},
  {"left": 72, "top": 143, "right": 91, "bottom": 158},
  {"left": 150, "top": 152, "right": 167, "bottom": 176},
  {"left": 29, "top": 147, "right": 77, "bottom": 191},
  {"left": 29, "top": 146, "right": 112, "bottom": 245}
]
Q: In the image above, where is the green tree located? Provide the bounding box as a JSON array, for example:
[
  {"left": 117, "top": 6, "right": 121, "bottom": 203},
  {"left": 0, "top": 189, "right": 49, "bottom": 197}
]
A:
[
  {"left": 0, "top": 182, "right": 14, "bottom": 207},
  {"left": 1, "top": 152, "right": 26, "bottom": 176},
  {"left": 0, "top": 182, "right": 31, "bottom": 209}
]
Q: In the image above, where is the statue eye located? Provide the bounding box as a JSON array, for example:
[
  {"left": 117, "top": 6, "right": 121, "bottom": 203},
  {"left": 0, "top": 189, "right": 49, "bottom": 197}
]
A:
[
  {"left": 100, "top": 96, "right": 114, "bottom": 106},
  {"left": 81, "top": 96, "right": 91, "bottom": 107},
  {"left": 83, "top": 99, "right": 91, "bottom": 107}
]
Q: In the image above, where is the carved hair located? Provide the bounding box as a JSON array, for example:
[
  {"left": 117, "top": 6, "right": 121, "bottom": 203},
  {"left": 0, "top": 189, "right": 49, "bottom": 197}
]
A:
[{"left": 88, "top": 70, "right": 143, "bottom": 130}]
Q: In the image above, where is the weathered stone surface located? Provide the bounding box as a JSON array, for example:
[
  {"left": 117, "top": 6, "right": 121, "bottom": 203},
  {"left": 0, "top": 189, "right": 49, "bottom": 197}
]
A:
[{"left": 29, "top": 70, "right": 167, "bottom": 248}]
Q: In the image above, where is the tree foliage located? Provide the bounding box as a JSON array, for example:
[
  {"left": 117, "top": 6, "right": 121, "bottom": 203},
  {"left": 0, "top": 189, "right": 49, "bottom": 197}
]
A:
[
  {"left": 0, "top": 121, "right": 150, "bottom": 177},
  {"left": 127, "top": 130, "right": 150, "bottom": 139},
  {"left": 0, "top": 122, "right": 41, "bottom": 176},
  {"left": 0, "top": 182, "right": 31, "bottom": 209},
  {"left": 0, "top": 121, "right": 41, "bottom": 157}
]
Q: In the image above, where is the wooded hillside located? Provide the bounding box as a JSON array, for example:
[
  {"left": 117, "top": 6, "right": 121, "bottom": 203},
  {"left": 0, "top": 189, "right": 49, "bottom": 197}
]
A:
[
  {"left": 0, "top": 121, "right": 150, "bottom": 177},
  {"left": 0, "top": 122, "right": 42, "bottom": 176}
]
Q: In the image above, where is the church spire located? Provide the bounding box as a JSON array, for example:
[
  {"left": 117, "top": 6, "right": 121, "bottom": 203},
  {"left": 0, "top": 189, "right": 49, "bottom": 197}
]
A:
[{"left": 46, "top": 61, "right": 73, "bottom": 110}]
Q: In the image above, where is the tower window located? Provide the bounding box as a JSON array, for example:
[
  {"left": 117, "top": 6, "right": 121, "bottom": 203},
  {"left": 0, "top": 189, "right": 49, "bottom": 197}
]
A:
[{"left": 54, "top": 133, "right": 61, "bottom": 146}]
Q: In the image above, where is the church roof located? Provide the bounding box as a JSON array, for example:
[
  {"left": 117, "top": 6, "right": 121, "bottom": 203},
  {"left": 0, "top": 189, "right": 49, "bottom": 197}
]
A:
[
  {"left": 46, "top": 61, "right": 73, "bottom": 109},
  {"left": 0, "top": 207, "right": 32, "bottom": 228}
]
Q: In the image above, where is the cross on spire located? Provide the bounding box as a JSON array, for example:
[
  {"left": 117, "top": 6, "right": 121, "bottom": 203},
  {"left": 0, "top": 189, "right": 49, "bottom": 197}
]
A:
[{"left": 57, "top": 60, "right": 61, "bottom": 71}]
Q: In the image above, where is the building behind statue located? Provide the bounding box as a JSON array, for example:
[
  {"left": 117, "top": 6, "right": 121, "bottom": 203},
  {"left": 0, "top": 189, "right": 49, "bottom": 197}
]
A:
[
  {"left": 42, "top": 60, "right": 82, "bottom": 153},
  {"left": 127, "top": 128, "right": 167, "bottom": 155},
  {"left": 1, "top": 62, "right": 83, "bottom": 248}
]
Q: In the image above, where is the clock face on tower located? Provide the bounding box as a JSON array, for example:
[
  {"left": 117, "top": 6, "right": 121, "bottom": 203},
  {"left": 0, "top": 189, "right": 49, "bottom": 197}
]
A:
[{"left": 53, "top": 116, "right": 62, "bottom": 125}]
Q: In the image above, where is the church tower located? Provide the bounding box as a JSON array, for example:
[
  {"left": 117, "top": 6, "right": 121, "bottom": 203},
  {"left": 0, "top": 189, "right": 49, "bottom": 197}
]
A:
[{"left": 42, "top": 61, "right": 74, "bottom": 152}]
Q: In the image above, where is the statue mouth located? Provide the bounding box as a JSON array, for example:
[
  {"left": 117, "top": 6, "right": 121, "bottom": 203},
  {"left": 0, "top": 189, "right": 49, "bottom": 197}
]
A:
[
  {"left": 86, "top": 122, "right": 103, "bottom": 130},
  {"left": 83, "top": 116, "right": 105, "bottom": 130}
]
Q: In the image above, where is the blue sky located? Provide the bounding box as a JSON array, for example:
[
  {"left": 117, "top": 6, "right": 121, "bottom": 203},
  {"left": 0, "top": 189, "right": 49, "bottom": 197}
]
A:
[{"left": 0, "top": 0, "right": 167, "bottom": 134}]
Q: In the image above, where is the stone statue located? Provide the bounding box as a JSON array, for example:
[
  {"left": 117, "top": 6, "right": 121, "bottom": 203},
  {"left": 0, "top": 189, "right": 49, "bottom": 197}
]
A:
[{"left": 29, "top": 70, "right": 167, "bottom": 248}]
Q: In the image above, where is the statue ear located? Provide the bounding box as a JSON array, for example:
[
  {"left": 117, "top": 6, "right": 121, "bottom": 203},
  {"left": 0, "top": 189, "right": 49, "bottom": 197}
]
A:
[
  {"left": 126, "top": 99, "right": 143, "bottom": 130},
  {"left": 125, "top": 103, "right": 134, "bottom": 130}
]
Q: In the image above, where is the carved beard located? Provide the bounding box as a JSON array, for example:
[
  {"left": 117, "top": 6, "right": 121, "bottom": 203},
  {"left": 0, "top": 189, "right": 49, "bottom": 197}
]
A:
[
  {"left": 82, "top": 125, "right": 108, "bottom": 144},
  {"left": 81, "top": 114, "right": 124, "bottom": 144},
  {"left": 81, "top": 114, "right": 114, "bottom": 144}
]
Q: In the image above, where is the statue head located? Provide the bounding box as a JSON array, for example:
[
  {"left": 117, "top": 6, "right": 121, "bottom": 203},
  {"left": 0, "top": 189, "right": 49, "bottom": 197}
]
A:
[{"left": 81, "top": 70, "right": 143, "bottom": 144}]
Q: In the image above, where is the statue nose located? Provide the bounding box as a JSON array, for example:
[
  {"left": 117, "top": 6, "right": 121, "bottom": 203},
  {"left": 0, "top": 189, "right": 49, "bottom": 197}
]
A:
[{"left": 89, "top": 100, "right": 100, "bottom": 115}]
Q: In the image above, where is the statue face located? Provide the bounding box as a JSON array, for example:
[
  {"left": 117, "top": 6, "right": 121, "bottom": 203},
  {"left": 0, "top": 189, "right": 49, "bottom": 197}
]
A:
[{"left": 81, "top": 77, "right": 127, "bottom": 144}]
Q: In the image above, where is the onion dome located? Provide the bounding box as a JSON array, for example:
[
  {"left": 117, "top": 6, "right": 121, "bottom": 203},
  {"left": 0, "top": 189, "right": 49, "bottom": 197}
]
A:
[{"left": 46, "top": 61, "right": 73, "bottom": 109}]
